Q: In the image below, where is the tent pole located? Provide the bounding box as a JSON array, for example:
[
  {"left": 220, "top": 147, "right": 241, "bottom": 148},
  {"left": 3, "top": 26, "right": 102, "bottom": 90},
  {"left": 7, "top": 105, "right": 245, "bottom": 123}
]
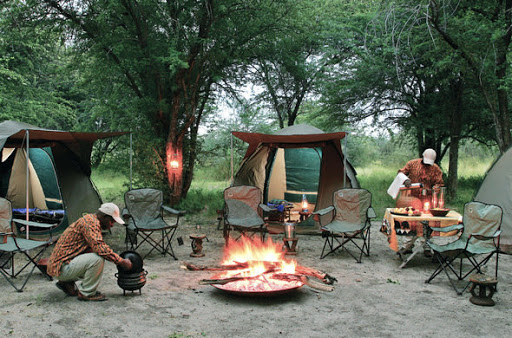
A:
[
  {"left": 129, "top": 132, "right": 133, "bottom": 190},
  {"left": 25, "top": 129, "right": 30, "bottom": 239},
  {"left": 230, "top": 133, "right": 234, "bottom": 182},
  {"left": 343, "top": 134, "right": 347, "bottom": 188}
]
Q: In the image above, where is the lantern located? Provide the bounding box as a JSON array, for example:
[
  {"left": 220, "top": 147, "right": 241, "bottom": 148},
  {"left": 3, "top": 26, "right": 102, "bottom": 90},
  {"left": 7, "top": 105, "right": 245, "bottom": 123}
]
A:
[
  {"left": 170, "top": 153, "right": 179, "bottom": 169},
  {"left": 170, "top": 159, "right": 179, "bottom": 169},
  {"left": 423, "top": 201, "right": 430, "bottom": 212},
  {"left": 301, "top": 194, "right": 308, "bottom": 212}
]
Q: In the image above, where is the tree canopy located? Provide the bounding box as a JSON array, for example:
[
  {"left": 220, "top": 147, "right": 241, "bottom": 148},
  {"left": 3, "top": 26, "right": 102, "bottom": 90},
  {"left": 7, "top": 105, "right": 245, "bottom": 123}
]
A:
[{"left": 1, "top": 0, "right": 510, "bottom": 203}]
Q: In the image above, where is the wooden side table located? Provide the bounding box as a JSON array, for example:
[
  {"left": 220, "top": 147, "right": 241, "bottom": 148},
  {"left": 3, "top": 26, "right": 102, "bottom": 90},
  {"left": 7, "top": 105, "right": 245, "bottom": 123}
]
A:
[
  {"left": 283, "top": 237, "right": 298, "bottom": 255},
  {"left": 469, "top": 273, "right": 498, "bottom": 306},
  {"left": 299, "top": 211, "right": 312, "bottom": 222},
  {"left": 190, "top": 234, "right": 207, "bottom": 257}
]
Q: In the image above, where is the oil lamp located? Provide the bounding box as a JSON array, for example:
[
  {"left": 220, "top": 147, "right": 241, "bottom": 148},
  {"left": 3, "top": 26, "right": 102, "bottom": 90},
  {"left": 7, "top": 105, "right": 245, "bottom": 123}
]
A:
[
  {"left": 301, "top": 194, "right": 308, "bottom": 212},
  {"left": 423, "top": 201, "right": 430, "bottom": 213}
]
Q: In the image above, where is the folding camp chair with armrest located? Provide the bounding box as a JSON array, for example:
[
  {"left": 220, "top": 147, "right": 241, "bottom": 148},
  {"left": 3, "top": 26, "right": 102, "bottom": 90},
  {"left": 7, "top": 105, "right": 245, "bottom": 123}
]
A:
[
  {"left": 0, "top": 198, "right": 56, "bottom": 292},
  {"left": 313, "top": 188, "right": 376, "bottom": 262},
  {"left": 123, "top": 188, "right": 186, "bottom": 260},
  {"left": 425, "top": 201, "right": 502, "bottom": 295},
  {"left": 222, "top": 185, "right": 274, "bottom": 244}
]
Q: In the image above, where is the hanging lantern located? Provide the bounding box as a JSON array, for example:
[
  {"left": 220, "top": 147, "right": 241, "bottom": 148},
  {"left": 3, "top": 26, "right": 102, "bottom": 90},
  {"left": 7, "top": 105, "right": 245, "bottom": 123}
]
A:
[
  {"left": 170, "top": 153, "right": 179, "bottom": 169},
  {"left": 170, "top": 159, "right": 179, "bottom": 169}
]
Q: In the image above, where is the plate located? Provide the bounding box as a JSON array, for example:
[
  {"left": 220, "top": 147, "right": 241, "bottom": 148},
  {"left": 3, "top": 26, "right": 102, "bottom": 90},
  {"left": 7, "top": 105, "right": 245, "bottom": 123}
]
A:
[{"left": 390, "top": 211, "right": 421, "bottom": 216}]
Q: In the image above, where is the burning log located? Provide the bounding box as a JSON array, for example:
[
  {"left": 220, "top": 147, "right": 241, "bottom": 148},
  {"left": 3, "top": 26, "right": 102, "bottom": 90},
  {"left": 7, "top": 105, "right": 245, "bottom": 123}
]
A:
[
  {"left": 184, "top": 261, "right": 336, "bottom": 286},
  {"left": 272, "top": 274, "right": 335, "bottom": 292},
  {"left": 184, "top": 261, "right": 272, "bottom": 271},
  {"left": 199, "top": 277, "right": 247, "bottom": 285},
  {"left": 294, "top": 266, "right": 337, "bottom": 285}
]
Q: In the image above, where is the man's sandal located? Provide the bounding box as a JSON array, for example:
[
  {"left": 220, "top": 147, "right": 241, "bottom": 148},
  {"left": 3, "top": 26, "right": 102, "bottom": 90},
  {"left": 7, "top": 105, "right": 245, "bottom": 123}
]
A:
[
  {"left": 78, "top": 291, "right": 107, "bottom": 301},
  {"left": 56, "top": 281, "right": 78, "bottom": 297}
]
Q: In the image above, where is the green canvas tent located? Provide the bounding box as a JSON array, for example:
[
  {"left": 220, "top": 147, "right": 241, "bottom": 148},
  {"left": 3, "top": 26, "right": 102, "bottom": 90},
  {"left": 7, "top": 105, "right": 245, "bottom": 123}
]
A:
[
  {"left": 474, "top": 147, "right": 512, "bottom": 254},
  {"left": 231, "top": 124, "right": 359, "bottom": 227},
  {"left": 0, "top": 120, "right": 128, "bottom": 235}
]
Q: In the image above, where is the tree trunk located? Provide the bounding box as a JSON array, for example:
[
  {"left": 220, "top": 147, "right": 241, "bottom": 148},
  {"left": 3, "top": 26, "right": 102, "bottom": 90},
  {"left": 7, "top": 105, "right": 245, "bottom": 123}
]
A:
[
  {"left": 446, "top": 76, "right": 464, "bottom": 200},
  {"left": 429, "top": 0, "right": 512, "bottom": 153},
  {"left": 165, "top": 140, "right": 184, "bottom": 205}
]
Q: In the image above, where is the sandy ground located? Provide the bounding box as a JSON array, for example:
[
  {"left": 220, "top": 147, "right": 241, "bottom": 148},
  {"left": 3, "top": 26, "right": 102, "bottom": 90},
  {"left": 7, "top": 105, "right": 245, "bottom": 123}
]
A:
[{"left": 1, "top": 219, "right": 511, "bottom": 338}]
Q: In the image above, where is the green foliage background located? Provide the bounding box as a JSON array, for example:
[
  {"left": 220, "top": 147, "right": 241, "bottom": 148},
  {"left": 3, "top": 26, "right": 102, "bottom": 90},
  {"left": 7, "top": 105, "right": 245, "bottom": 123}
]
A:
[{"left": 93, "top": 137, "right": 497, "bottom": 221}]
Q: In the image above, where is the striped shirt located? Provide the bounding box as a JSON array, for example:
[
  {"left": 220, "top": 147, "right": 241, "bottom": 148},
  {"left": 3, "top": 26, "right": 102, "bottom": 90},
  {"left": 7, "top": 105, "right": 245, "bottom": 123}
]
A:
[
  {"left": 399, "top": 158, "right": 444, "bottom": 190},
  {"left": 47, "top": 213, "right": 123, "bottom": 277}
]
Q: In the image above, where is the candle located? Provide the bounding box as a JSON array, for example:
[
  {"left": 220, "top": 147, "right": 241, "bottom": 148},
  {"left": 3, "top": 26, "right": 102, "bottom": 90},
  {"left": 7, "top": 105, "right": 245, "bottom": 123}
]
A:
[{"left": 424, "top": 201, "right": 430, "bottom": 212}]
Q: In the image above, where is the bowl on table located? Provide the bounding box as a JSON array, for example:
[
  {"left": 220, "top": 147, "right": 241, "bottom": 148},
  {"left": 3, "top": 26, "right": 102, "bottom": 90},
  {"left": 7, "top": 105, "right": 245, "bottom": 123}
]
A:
[{"left": 430, "top": 208, "right": 450, "bottom": 217}]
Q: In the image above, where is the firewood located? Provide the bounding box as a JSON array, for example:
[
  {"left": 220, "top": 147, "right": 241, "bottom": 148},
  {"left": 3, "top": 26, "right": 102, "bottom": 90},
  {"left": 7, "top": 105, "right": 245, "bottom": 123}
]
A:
[
  {"left": 299, "top": 275, "right": 335, "bottom": 292},
  {"left": 294, "top": 266, "right": 337, "bottom": 285},
  {"left": 186, "top": 261, "right": 336, "bottom": 286},
  {"left": 271, "top": 274, "right": 334, "bottom": 292},
  {"left": 199, "top": 276, "right": 247, "bottom": 285},
  {"left": 183, "top": 262, "right": 249, "bottom": 271},
  {"left": 198, "top": 267, "right": 277, "bottom": 285},
  {"left": 184, "top": 261, "right": 280, "bottom": 271}
]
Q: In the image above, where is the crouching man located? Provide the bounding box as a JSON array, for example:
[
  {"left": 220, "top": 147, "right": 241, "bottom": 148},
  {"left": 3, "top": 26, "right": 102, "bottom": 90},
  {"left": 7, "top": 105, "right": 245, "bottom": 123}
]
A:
[{"left": 47, "top": 203, "right": 132, "bottom": 301}]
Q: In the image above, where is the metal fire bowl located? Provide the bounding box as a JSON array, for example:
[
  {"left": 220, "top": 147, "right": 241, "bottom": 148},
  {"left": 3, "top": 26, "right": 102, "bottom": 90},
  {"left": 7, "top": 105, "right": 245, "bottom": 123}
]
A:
[{"left": 211, "top": 282, "right": 303, "bottom": 296}]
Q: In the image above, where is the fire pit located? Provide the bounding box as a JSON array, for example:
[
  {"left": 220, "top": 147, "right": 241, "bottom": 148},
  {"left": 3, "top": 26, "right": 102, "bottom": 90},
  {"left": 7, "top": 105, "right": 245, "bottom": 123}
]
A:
[{"left": 185, "top": 236, "right": 336, "bottom": 296}]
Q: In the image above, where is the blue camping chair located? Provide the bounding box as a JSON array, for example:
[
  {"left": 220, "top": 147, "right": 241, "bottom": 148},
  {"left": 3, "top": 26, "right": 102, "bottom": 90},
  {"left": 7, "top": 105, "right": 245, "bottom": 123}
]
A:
[
  {"left": 425, "top": 201, "right": 502, "bottom": 295},
  {"left": 0, "top": 197, "right": 56, "bottom": 292}
]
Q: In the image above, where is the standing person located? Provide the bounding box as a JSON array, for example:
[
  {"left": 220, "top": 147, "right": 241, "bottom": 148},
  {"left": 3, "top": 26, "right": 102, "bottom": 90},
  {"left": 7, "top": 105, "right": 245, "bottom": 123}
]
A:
[
  {"left": 47, "top": 203, "right": 132, "bottom": 301},
  {"left": 396, "top": 148, "right": 444, "bottom": 208},
  {"left": 394, "top": 149, "right": 444, "bottom": 257}
]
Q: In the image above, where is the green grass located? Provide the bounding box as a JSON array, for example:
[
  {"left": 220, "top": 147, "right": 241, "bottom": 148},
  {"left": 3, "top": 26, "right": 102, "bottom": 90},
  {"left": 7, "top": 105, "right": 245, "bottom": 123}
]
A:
[{"left": 91, "top": 169, "right": 130, "bottom": 207}]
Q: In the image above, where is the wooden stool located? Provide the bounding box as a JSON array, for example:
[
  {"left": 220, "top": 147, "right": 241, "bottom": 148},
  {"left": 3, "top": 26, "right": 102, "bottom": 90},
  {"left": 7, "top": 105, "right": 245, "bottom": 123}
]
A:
[
  {"left": 469, "top": 273, "right": 498, "bottom": 306},
  {"left": 282, "top": 237, "right": 298, "bottom": 255},
  {"left": 190, "top": 234, "right": 207, "bottom": 257},
  {"left": 299, "top": 211, "right": 311, "bottom": 222}
]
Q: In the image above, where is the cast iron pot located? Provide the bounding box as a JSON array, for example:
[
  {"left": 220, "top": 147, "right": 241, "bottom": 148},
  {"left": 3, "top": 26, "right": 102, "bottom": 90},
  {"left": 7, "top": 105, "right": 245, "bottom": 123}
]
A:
[
  {"left": 118, "top": 250, "right": 144, "bottom": 274},
  {"left": 115, "top": 270, "right": 148, "bottom": 291}
]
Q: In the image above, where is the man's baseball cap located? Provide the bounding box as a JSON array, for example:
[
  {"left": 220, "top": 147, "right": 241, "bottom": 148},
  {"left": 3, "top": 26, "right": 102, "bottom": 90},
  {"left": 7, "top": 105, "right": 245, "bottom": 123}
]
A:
[
  {"left": 422, "top": 148, "right": 436, "bottom": 165},
  {"left": 98, "top": 203, "right": 125, "bottom": 224}
]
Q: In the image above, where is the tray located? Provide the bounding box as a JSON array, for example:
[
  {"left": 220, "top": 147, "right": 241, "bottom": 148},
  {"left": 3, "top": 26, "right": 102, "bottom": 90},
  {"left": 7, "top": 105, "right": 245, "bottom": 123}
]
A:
[{"left": 390, "top": 211, "right": 421, "bottom": 217}]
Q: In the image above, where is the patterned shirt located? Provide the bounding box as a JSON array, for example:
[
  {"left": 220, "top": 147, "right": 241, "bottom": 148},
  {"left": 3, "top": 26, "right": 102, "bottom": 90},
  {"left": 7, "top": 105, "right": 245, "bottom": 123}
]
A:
[
  {"left": 399, "top": 158, "right": 444, "bottom": 190},
  {"left": 47, "top": 213, "right": 123, "bottom": 277}
]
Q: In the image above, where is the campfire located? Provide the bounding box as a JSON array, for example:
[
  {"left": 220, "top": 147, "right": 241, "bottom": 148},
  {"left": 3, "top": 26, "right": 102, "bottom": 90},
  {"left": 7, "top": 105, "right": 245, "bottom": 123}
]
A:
[{"left": 184, "top": 236, "right": 336, "bottom": 295}]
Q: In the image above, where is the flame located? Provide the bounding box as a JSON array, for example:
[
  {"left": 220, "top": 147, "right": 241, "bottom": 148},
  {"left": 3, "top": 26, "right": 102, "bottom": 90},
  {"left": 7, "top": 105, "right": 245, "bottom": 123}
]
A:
[
  {"left": 215, "top": 236, "right": 301, "bottom": 292},
  {"left": 423, "top": 201, "right": 430, "bottom": 212}
]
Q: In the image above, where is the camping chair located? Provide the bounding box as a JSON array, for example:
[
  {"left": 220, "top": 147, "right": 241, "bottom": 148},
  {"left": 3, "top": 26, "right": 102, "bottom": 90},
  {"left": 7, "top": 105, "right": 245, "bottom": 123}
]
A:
[
  {"left": 0, "top": 197, "right": 55, "bottom": 292},
  {"left": 425, "top": 201, "right": 502, "bottom": 295},
  {"left": 123, "top": 188, "right": 186, "bottom": 260},
  {"left": 222, "top": 185, "right": 274, "bottom": 244},
  {"left": 313, "top": 188, "right": 376, "bottom": 262}
]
